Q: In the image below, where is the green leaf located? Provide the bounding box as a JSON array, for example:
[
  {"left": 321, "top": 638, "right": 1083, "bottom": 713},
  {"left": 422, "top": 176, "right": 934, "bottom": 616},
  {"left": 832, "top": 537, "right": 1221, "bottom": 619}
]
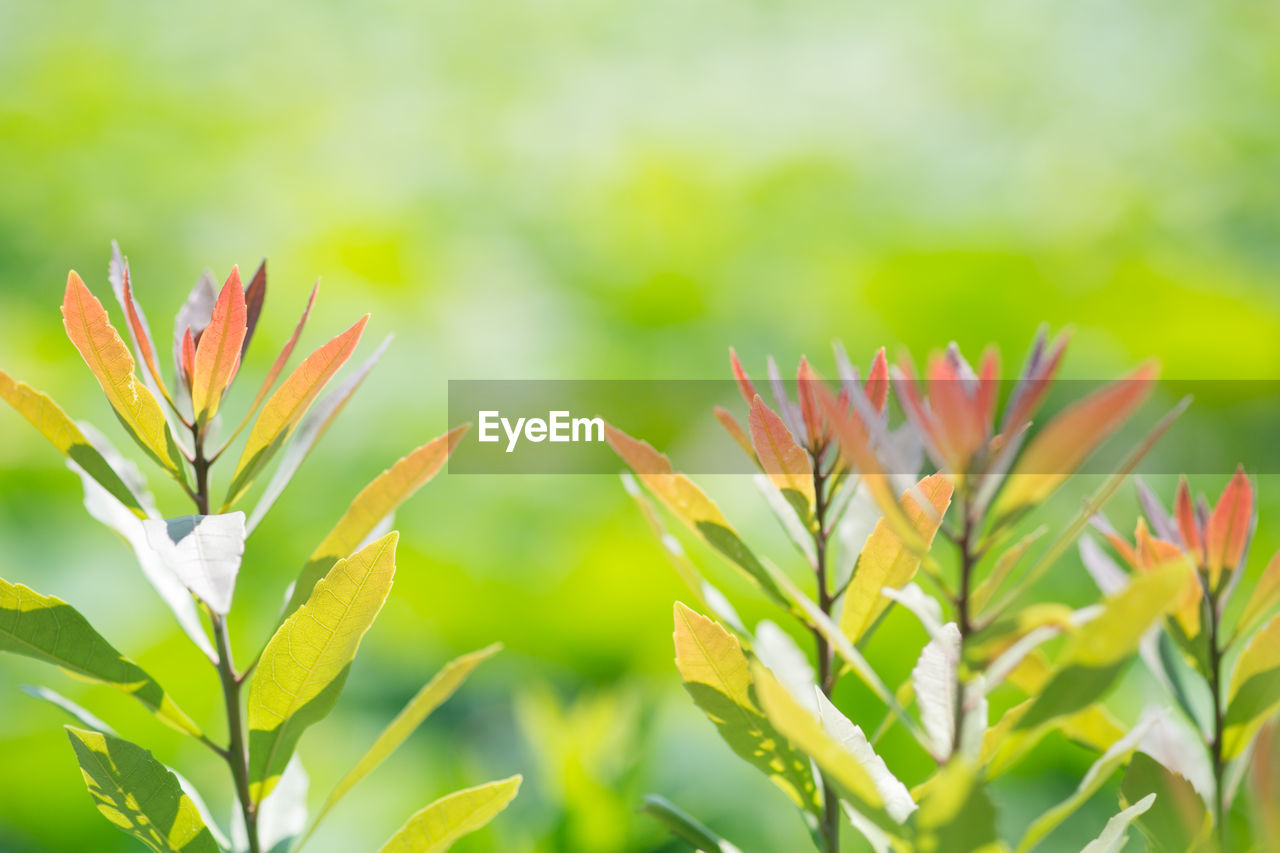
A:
[
  {"left": 248, "top": 532, "right": 398, "bottom": 801},
  {"left": 640, "top": 795, "right": 744, "bottom": 853},
  {"left": 281, "top": 426, "right": 466, "bottom": 621},
  {"left": 1120, "top": 753, "right": 1213, "bottom": 852},
  {"left": 1223, "top": 612, "right": 1280, "bottom": 759},
  {"left": 1081, "top": 795, "right": 1155, "bottom": 853},
  {"left": 672, "top": 603, "right": 818, "bottom": 812},
  {"left": 0, "top": 369, "right": 148, "bottom": 517},
  {"left": 377, "top": 775, "right": 521, "bottom": 853},
  {"left": 1016, "top": 561, "right": 1190, "bottom": 732},
  {"left": 300, "top": 643, "right": 502, "bottom": 849},
  {"left": 65, "top": 726, "right": 220, "bottom": 853},
  {"left": 0, "top": 577, "right": 202, "bottom": 738},
  {"left": 912, "top": 760, "right": 1000, "bottom": 853},
  {"left": 1015, "top": 717, "right": 1152, "bottom": 852}
]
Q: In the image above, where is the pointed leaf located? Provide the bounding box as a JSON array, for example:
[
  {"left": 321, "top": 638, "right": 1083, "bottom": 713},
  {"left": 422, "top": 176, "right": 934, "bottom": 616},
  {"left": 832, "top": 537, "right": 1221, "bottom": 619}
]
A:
[
  {"left": 0, "top": 577, "right": 202, "bottom": 738},
  {"left": 305, "top": 644, "right": 502, "bottom": 844},
  {"left": 713, "top": 405, "right": 755, "bottom": 460},
  {"left": 142, "top": 513, "right": 246, "bottom": 615},
  {"left": 248, "top": 532, "right": 398, "bottom": 801},
  {"left": 672, "top": 603, "right": 818, "bottom": 811},
  {"left": 191, "top": 267, "right": 247, "bottom": 422},
  {"left": 0, "top": 369, "right": 148, "bottom": 517},
  {"left": 241, "top": 260, "right": 267, "bottom": 360},
  {"left": 1080, "top": 795, "right": 1155, "bottom": 853},
  {"left": 24, "top": 684, "right": 117, "bottom": 734},
  {"left": 1223, "top": 612, "right": 1280, "bottom": 759},
  {"left": 749, "top": 395, "right": 815, "bottom": 513},
  {"left": 814, "top": 691, "right": 915, "bottom": 823},
  {"left": 377, "top": 776, "right": 521, "bottom": 853},
  {"left": 1205, "top": 466, "right": 1252, "bottom": 587},
  {"left": 993, "top": 363, "right": 1157, "bottom": 520},
  {"left": 640, "top": 795, "right": 744, "bottom": 853},
  {"left": 226, "top": 315, "right": 368, "bottom": 506},
  {"left": 282, "top": 426, "right": 466, "bottom": 619},
  {"left": 607, "top": 425, "right": 785, "bottom": 603},
  {"left": 1120, "top": 753, "right": 1213, "bottom": 852},
  {"left": 61, "top": 272, "right": 186, "bottom": 476},
  {"left": 172, "top": 271, "right": 219, "bottom": 367},
  {"left": 236, "top": 282, "right": 317, "bottom": 435},
  {"left": 110, "top": 247, "right": 173, "bottom": 407},
  {"left": 728, "top": 347, "right": 759, "bottom": 407},
  {"left": 840, "top": 474, "right": 953, "bottom": 643},
  {"left": 1238, "top": 550, "right": 1280, "bottom": 639},
  {"left": 66, "top": 727, "right": 219, "bottom": 853}
]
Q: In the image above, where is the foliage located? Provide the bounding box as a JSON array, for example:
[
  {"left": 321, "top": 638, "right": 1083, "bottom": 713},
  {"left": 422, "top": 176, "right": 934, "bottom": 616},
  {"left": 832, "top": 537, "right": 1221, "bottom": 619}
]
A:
[
  {"left": 609, "top": 334, "right": 1228, "bottom": 852},
  {"left": 0, "top": 247, "right": 518, "bottom": 853}
]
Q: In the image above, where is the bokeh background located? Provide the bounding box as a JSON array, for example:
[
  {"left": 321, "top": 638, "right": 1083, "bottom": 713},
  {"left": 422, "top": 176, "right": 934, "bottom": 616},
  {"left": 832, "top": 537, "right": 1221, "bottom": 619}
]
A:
[{"left": 2, "top": 0, "right": 1279, "bottom": 850}]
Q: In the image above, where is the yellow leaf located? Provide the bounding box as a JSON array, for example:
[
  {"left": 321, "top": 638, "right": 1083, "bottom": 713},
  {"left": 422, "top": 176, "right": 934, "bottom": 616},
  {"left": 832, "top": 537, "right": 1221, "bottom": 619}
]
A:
[
  {"left": 1223, "top": 613, "right": 1280, "bottom": 759},
  {"left": 377, "top": 776, "right": 521, "bottom": 853}
]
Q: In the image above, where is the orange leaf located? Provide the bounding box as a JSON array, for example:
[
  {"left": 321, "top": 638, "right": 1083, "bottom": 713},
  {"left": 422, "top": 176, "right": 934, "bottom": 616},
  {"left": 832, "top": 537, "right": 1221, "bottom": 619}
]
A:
[
  {"left": 115, "top": 255, "right": 173, "bottom": 408},
  {"left": 729, "top": 347, "right": 758, "bottom": 407},
  {"left": 226, "top": 315, "right": 368, "bottom": 506},
  {"left": 749, "top": 395, "right": 814, "bottom": 509},
  {"left": 1206, "top": 466, "right": 1253, "bottom": 587},
  {"left": 192, "top": 267, "right": 247, "bottom": 422},
  {"left": 1175, "top": 476, "right": 1202, "bottom": 565},
  {"left": 865, "top": 348, "right": 889, "bottom": 414},
  {"left": 993, "top": 362, "right": 1158, "bottom": 520},
  {"left": 60, "top": 272, "right": 185, "bottom": 476},
  {"left": 796, "top": 357, "right": 822, "bottom": 446},
  {"left": 1135, "top": 518, "right": 1200, "bottom": 636},
  {"left": 179, "top": 327, "right": 196, "bottom": 386},
  {"left": 713, "top": 405, "right": 755, "bottom": 460}
]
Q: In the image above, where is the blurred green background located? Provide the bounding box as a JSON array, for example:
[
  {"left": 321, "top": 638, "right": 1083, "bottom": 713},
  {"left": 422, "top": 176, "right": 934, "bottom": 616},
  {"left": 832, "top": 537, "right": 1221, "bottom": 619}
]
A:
[{"left": 2, "top": 0, "right": 1279, "bottom": 850}]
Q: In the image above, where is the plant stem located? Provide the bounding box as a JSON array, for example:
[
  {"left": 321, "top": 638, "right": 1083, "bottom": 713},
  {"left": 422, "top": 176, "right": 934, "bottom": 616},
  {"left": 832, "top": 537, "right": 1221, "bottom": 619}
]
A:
[
  {"left": 951, "top": 492, "right": 975, "bottom": 759},
  {"left": 190, "top": 421, "right": 261, "bottom": 853},
  {"left": 810, "top": 460, "right": 839, "bottom": 853},
  {"left": 1206, "top": 584, "right": 1229, "bottom": 852}
]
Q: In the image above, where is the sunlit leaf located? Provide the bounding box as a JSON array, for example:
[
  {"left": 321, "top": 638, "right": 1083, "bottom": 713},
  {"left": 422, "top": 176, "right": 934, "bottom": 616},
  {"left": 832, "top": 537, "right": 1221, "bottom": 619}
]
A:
[
  {"left": 226, "top": 314, "right": 368, "bottom": 506},
  {"left": 233, "top": 756, "right": 308, "bottom": 853},
  {"left": 728, "top": 347, "right": 759, "bottom": 406},
  {"left": 607, "top": 426, "right": 785, "bottom": 603},
  {"left": 247, "top": 336, "right": 392, "bottom": 535},
  {"left": 1238, "top": 549, "right": 1280, "bottom": 643},
  {"left": 65, "top": 727, "right": 220, "bottom": 853},
  {"left": 303, "top": 644, "right": 502, "bottom": 847},
  {"left": 840, "top": 473, "right": 953, "bottom": 644},
  {"left": 1205, "top": 466, "right": 1253, "bottom": 588},
  {"left": 248, "top": 532, "right": 398, "bottom": 801},
  {"left": 814, "top": 691, "right": 915, "bottom": 823},
  {"left": 0, "top": 577, "right": 202, "bottom": 738},
  {"left": 109, "top": 244, "right": 174, "bottom": 409},
  {"left": 241, "top": 259, "right": 267, "bottom": 360},
  {"left": 1080, "top": 794, "right": 1155, "bottom": 853},
  {"left": 142, "top": 513, "right": 246, "bottom": 615},
  {"left": 60, "top": 272, "right": 187, "bottom": 477},
  {"left": 191, "top": 267, "right": 247, "bottom": 423},
  {"left": 282, "top": 426, "right": 466, "bottom": 620},
  {"left": 713, "top": 405, "right": 755, "bottom": 460},
  {"left": 640, "top": 795, "right": 745, "bottom": 853},
  {"left": 0, "top": 369, "right": 148, "bottom": 517},
  {"left": 672, "top": 603, "right": 818, "bottom": 811},
  {"left": 749, "top": 395, "right": 815, "bottom": 516},
  {"left": 992, "top": 363, "right": 1157, "bottom": 521},
  {"left": 1222, "top": 612, "right": 1280, "bottom": 759},
  {"left": 1120, "top": 752, "right": 1213, "bottom": 852},
  {"left": 377, "top": 775, "right": 521, "bottom": 853}
]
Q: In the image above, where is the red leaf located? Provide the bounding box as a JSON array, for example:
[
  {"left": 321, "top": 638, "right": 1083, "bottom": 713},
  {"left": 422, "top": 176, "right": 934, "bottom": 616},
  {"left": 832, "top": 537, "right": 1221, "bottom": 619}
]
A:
[
  {"left": 1174, "top": 476, "right": 1202, "bottom": 565},
  {"left": 241, "top": 259, "right": 267, "bottom": 360},
  {"left": 729, "top": 347, "right": 758, "bottom": 407},
  {"left": 1206, "top": 466, "right": 1253, "bottom": 585},
  {"left": 192, "top": 267, "right": 247, "bottom": 421},
  {"left": 865, "top": 347, "right": 889, "bottom": 414}
]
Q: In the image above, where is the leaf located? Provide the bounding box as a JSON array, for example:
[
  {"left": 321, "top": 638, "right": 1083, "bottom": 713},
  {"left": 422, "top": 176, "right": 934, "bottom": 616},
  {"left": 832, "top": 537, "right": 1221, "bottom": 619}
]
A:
[
  {"left": 172, "top": 270, "right": 219, "bottom": 368},
  {"left": 1016, "top": 561, "right": 1190, "bottom": 732},
  {"left": 110, "top": 245, "right": 174, "bottom": 408},
  {"left": 672, "top": 603, "right": 818, "bottom": 811},
  {"left": 606, "top": 425, "right": 785, "bottom": 603},
  {"left": 751, "top": 663, "right": 900, "bottom": 833},
  {"left": 814, "top": 691, "right": 915, "bottom": 823},
  {"left": 191, "top": 267, "right": 247, "bottom": 422},
  {"left": 303, "top": 644, "right": 502, "bottom": 847},
  {"left": 728, "top": 347, "right": 760, "bottom": 406},
  {"left": 992, "top": 363, "right": 1158, "bottom": 520},
  {"left": 23, "top": 684, "right": 117, "bottom": 733},
  {"left": 1205, "top": 466, "right": 1253, "bottom": 588},
  {"left": 749, "top": 395, "right": 815, "bottom": 517},
  {"left": 247, "top": 335, "right": 392, "bottom": 534},
  {"left": 142, "top": 513, "right": 246, "bottom": 615},
  {"left": 243, "top": 282, "right": 317, "bottom": 423},
  {"left": 911, "top": 623, "right": 984, "bottom": 762},
  {"left": 247, "top": 532, "right": 398, "bottom": 801},
  {"left": 281, "top": 426, "right": 466, "bottom": 620},
  {"left": 61, "top": 272, "right": 186, "bottom": 477},
  {"left": 65, "top": 726, "right": 220, "bottom": 853},
  {"left": 241, "top": 259, "right": 268, "bottom": 360},
  {"left": 713, "top": 405, "right": 755, "bottom": 460},
  {"left": 0, "top": 369, "right": 148, "bottom": 517},
  {"left": 1238, "top": 550, "right": 1280, "bottom": 640},
  {"left": 1120, "top": 753, "right": 1213, "bottom": 852},
  {"left": 1080, "top": 795, "right": 1155, "bottom": 853},
  {"left": 0, "top": 577, "right": 202, "bottom": 738},
  {"left": 1222, "top": 612, "right": 1280, "bottom": 759},
  {"left": 840, "top": 473, "right": 954, "bottom": 644},
  {"left": 377, "top": 775, "right": 521, "bottom": 853},
  {"left": 912, "top": 760, "right": 998, "bottom": 853},
  {"left": 69, "top": 437, "right": 216, "bottom": 661},
  {"left": 640, "top": 795, "right": 744, "bottom": 853},
  {"left": 226, "top": 314, "right": 368, "bottom": 506},
  {"left": 1015, "top": 716, "right": 1153, "bottom": 852},
  {"left": 233, "top": 756, "right": 308, "bottom": 853}
]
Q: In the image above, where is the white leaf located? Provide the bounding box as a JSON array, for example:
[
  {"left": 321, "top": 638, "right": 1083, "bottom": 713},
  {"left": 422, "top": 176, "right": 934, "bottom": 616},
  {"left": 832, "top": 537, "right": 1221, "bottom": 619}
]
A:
[
  {"left": 23, "top": 684, "right": 118, "bottom": 734},
  {"left": 815, "top": 691, "right": 915, "bottom": 823},
  {"left": 883, "top": 583, "right": 945, "bottom": 640},
  {"left": 753, "top": 474, "right": 816, "bottom": 564},
  {"left": 1080, "top": 794, "right": 1155, "bottom": 853},
  {"left": 1139, "top": 712, "right": 1214, "bottom": 805},
  {"left": 143, "top": 513, "right": 246, "bottom": 615},
  {"left": 841, "top": 801, "right": 891, "bottom": 853},
  {"left": 232, "top": 756, "right": 308, "bottom": 853},
  {"left": 754, "top": 621, "right": 816, "bottom": 712},
  {"left": 913, "top": 622, "right": 961, "bottom": 761},
  {"left": 67, "top": 438, "right": 216, "bottom": 662},
  {"left": 247, "top": 336, "right": 391, "bottom": 534}
]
